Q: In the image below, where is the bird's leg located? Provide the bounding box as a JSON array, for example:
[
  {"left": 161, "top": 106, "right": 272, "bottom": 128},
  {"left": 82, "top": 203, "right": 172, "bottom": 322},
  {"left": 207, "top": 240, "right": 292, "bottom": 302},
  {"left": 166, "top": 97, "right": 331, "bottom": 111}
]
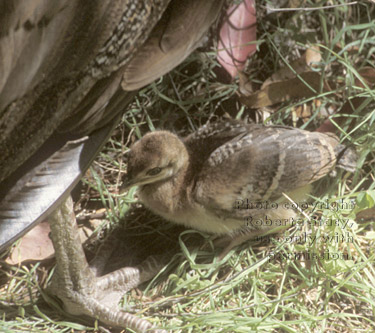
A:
[{"left": 47, "top": 196, "right": 167, "bottom": 332}]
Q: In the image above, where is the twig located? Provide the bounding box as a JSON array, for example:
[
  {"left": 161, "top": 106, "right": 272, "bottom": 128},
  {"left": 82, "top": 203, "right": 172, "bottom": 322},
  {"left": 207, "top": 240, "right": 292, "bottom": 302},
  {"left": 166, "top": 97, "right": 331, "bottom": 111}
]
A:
[{"left": 264, "top": 2, "right": 358, "bottom": 13}]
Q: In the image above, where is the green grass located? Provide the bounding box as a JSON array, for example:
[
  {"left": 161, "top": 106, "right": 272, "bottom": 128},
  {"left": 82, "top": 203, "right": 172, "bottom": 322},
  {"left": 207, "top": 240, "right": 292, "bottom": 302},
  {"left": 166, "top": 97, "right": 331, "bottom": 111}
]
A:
[{"left": 1, "top": 1, "right": 375, "bottom": 332}]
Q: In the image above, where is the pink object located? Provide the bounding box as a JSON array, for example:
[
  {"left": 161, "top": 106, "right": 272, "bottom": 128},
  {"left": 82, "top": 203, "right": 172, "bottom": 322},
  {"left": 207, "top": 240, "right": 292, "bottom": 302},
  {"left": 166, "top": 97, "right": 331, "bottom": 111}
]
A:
[{"left": 218, "top": 0, "right": 257, "bottom": 79}]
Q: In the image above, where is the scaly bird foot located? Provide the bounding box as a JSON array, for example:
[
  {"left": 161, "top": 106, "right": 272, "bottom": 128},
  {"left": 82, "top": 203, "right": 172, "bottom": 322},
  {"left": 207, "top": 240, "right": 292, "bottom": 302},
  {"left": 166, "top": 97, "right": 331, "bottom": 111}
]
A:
[{"left": 47, "top": 196, "right": 167, "bottom": 333}]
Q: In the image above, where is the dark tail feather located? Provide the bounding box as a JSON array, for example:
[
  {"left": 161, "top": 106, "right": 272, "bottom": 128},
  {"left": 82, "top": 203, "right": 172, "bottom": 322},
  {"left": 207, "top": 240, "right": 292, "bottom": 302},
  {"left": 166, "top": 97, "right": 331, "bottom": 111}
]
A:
[{"left": 335, "top": 144, "right": 358, "bottom": 173}]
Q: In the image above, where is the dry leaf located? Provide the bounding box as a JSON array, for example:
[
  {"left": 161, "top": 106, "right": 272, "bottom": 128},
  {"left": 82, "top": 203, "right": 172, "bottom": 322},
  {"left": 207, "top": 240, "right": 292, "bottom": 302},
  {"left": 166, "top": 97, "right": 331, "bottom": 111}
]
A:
[
  {"left": 315, "top": 96, "right": 363, "bottom": 133},
  {"left": 292, "top": 99, "right": 335, "bottom": 125},
  {"left": 6, "top": 221, "right": 54, "bottom": 265},
  {"left": 316, "top": 67, "right": 375, "bottom": 133},
  {"left": 356, "top": 208, "right": 375, "bottom": 222},
  {"left": 356, "top": 66, "right": 375, "bottom": 88},
  {"left": 217, "top": 0, "right": 257, "bottom": 78},
  {"left": 292, "top": 103, "right": 314, "bottom": 124},
  {"left": 262, "top": 45, "right": 321, "bottom": 88},
  {"left": 238, "top": 71, "right": 253, "bottom": 96},
  {"left": 240, "top": 71, "right": 326, "bottom": 108}
]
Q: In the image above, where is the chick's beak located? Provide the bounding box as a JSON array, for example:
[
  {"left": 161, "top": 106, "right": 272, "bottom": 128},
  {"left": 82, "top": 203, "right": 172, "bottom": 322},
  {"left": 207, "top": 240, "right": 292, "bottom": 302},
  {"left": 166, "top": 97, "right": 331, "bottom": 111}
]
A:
[{"left": 120, "top": 175, "right": 136, "bottom": 193}]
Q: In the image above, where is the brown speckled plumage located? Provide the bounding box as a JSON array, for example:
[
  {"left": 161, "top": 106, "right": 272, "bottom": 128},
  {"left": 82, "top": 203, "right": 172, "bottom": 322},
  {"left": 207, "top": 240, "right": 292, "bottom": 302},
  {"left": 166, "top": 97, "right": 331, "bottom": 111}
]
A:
[
  {"left": 125, "top": 120, "right": 357, "bottom": 246},
  {"left": 0, "top": 1, "right": 227, "bottom": 331},
  {"left": 0, "top": 1, "right": 171, "bottom": 183}
]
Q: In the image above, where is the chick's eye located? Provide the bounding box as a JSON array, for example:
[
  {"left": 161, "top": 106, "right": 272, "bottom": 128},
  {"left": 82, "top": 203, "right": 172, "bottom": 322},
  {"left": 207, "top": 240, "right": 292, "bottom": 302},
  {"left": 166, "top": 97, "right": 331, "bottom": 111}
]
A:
[{"left": 146, "top": 167, "right": 162, "bottom": 176}]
